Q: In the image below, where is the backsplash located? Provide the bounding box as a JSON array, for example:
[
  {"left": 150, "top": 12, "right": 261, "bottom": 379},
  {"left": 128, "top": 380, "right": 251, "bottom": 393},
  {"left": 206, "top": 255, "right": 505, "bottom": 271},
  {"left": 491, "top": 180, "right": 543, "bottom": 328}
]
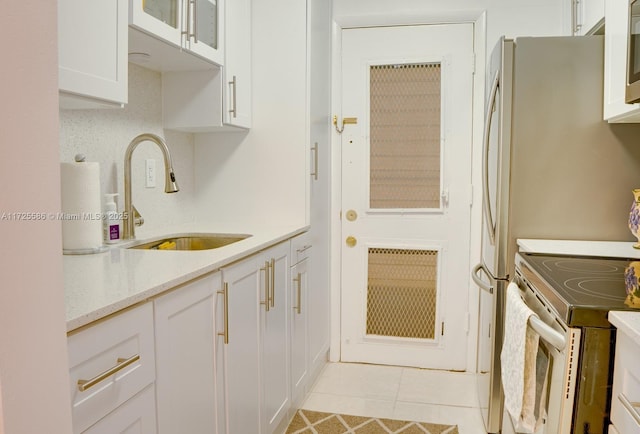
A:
[{"left": 59, "top": 64, "right": 196, "bottom": 238}]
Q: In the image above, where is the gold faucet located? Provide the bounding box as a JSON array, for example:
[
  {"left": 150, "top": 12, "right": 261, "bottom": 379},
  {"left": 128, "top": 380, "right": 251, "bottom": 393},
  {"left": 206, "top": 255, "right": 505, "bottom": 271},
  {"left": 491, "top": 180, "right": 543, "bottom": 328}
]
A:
[{"left": 123, "top": 133, "right": 179, "bottom": 240}]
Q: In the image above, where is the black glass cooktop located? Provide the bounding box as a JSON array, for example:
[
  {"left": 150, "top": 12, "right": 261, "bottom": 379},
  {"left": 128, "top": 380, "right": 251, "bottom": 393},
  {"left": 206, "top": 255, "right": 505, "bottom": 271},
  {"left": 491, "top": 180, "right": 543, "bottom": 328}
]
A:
[{"left": 516, "top": 252, "right": 640, "bottom": 327}]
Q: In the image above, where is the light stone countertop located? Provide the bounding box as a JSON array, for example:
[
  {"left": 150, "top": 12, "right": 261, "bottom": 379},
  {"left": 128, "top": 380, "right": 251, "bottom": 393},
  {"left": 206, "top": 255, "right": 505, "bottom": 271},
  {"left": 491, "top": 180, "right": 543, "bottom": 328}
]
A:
[
  {"left": 64, "top": 222, "right": 308, "bottom": 332},
  {"left": 609, "top": 311, "right": 640, "bottom": 347}
]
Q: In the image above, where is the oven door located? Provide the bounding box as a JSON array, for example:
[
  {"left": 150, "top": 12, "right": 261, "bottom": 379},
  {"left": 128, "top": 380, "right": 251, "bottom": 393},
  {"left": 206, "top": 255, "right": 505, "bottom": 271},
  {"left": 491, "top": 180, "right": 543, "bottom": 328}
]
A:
[{"left": 503, "top": 275, "right": 581, "bottom": 434}]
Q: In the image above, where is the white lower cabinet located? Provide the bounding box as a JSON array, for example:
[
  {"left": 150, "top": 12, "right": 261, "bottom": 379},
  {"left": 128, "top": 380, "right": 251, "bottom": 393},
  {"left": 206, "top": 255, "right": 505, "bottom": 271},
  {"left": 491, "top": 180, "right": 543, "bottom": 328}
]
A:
[
  {"left": 68, "top": 237, "right": 310, "bottom": 434},
  {"left": 217, "top": 254, "right": 262, "bottom": 434},
  {"left": 67, "top": 303, "right": 156, "bottom": 434},
  {"left": 82, "top": 385, "right": 157, "bottom": 434},
  {"left": 216, "top": 241, "right": 291, "bottom": 434},
  {"left": 290, "top": 253, "right": 309, "bottom": 408},
  {"left": 154, "top": 272, "right": 220, "bottom": 433},
  {"left": 611, "top": 328, "right": 640, "bottom": 434},
  {"left": 261, "top": 242, "right": 291, "bottom": 432}
]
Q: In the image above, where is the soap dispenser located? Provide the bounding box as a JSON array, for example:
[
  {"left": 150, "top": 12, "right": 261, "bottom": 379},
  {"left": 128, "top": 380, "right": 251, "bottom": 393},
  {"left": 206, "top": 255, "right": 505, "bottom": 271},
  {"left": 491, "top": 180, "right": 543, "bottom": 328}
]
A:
[{"left": 103, "top": 193, "right": 120, "bottom": 244}]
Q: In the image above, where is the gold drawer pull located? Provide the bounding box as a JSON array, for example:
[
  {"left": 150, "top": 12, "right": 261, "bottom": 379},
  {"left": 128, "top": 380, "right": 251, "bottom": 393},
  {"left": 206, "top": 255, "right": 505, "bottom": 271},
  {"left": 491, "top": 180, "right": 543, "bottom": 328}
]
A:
[{"left": 77, "top": 354, "right": 140, "bottom": 392}]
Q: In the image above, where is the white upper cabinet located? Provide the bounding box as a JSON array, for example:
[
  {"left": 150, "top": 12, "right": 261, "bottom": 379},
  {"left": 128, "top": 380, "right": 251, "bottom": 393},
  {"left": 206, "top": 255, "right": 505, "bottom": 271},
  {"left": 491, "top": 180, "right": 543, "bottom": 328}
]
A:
[
  {"left": 58, "top": 0, "right": 128, "bottom": 108},
  {"left": 572, "top": 0, "right": 605, "bottom": 35},
  {"left": 604, "top": 0, "right": 640, "bottom": 122},
  {"left": 223, "top": 0, "right": 252, "bottom": 128},
  {"left": 129, "top": 0, "right": 223, "bottom": 71},
  {"left": 162, "top": 0, "right": 251, "bottom": 131}
]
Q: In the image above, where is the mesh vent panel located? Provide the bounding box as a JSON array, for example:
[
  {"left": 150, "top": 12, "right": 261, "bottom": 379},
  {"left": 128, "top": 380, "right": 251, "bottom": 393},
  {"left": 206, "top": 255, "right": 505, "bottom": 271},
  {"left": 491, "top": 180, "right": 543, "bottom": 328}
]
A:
[
  {"left": 369, "top": 63, "right": 442, "bottom": 209},
  {"left": 366, "top": 248, "right": 438, "bottom": 339}
]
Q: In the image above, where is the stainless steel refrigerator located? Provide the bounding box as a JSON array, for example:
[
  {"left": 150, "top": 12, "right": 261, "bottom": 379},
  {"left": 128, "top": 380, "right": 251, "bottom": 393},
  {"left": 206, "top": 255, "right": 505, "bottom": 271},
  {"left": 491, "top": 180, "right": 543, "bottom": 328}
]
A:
[{"left": 471, "top": 35, "right": 640, "bottom": 433}]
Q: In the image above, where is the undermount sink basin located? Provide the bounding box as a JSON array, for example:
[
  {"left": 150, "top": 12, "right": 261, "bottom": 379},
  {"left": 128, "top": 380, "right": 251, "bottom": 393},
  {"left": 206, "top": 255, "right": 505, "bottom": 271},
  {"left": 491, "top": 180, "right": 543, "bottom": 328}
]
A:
[{"left": 127, "top": 233, "right": 252, "bottom": 251}]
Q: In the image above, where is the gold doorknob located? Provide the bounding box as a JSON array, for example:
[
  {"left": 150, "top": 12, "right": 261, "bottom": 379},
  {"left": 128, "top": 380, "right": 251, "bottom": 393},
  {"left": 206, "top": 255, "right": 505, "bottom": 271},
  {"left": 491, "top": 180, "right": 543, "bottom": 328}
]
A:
[
  {"left": 346, "top": 210, "right": 358, "bottom": 221},
  {"left": 346, "top": 236, "right": 357, "bottom": 247}
]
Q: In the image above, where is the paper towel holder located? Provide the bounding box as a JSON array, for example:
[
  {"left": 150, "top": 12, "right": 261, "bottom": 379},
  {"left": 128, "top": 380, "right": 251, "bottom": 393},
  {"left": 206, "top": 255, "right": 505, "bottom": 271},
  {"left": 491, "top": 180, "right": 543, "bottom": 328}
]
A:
[{"left": 123, "top": 133, "right": 179, "bottom": 240}]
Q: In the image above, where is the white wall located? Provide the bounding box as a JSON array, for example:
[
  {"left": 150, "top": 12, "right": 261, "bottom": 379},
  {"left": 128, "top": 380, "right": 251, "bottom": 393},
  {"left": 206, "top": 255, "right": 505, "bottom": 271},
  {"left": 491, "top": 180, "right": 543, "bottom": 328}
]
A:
[
  {"left": 333, "top": 0, "right": 569, "bottom": 51},
  {"left": 194, "top": 0, "right": 308, "bottom": 229},
  {"left": 0, "top": 1, "right": 73, "bottom": 432},
  {"left": 59, "top": 65, "right": 197, "bottom": 239}
]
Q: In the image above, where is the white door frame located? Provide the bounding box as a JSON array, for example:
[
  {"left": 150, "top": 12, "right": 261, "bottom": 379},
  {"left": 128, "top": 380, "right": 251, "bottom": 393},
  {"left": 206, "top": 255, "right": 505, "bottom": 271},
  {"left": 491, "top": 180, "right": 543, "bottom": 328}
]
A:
[{"left": 329, "top": 10, "right": 488, "bottom": 373}]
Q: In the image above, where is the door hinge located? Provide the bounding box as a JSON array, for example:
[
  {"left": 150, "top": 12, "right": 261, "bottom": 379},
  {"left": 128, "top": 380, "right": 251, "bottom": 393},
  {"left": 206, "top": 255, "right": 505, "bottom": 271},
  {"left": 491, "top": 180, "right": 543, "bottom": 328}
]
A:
[
  {"left": 472, "top": 53, "right": 476, "bottom": 75},
  {"left": 465, "top": 312, "right": 470, "bottom": 334},
  {"left": 469, "top": 184, "right": 474, "bottom": 206},
  {"left": 441, "top": 321, "right": 445, "bottom": 336}
]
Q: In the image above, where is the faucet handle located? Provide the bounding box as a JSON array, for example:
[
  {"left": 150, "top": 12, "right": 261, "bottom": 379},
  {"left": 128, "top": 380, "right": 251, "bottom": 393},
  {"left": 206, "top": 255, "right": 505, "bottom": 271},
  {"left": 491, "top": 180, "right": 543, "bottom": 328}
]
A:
[{"left": 133, "top": 206, "right": 144, "bottom": 227}]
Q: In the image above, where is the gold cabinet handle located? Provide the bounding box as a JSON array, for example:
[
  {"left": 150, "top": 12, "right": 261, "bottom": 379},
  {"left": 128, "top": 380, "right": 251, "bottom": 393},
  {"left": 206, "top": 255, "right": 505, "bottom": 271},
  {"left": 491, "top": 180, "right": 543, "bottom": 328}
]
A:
[
  {"left": 293, "top": 272, "right": 302, "bottom": 314},
  {"left": 190, "top": 0, "right": 198, "bottom": 42},
  {"left": 346, "top": 236, "right": 357, "bottom": 247},
  {"left": 77, "top": 354, "right": 140, "bottom": 392},
  {"left": 270, "top": 258, "right": 276, "bottom": 308},
  {"left": 296, "top": 245, "right": 312, "bottom": 254},
  {"left": 228, "top": 76, "right": 237, "bottom": 118},
  {"left": 260, "top": 261, "right": 270, "bottom": 312},
  {"left": 311, "top": 142, "right": 318, "bottom": 180},
  {"left": 217, "top": 282, "right": 229, "bottom": 344}
]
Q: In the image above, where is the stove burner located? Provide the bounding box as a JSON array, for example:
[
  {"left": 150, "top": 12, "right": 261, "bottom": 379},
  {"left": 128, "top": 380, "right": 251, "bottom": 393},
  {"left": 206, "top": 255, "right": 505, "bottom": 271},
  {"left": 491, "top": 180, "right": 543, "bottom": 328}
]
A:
[
  {"left": 565, "top": 277, "right": 627, "bottom": 301},
  {"left": 519, "top": 254, "right": 639, "bottom": 319},
  {"left": 542, "top": 259, "right": 622, "bottom": 274}
]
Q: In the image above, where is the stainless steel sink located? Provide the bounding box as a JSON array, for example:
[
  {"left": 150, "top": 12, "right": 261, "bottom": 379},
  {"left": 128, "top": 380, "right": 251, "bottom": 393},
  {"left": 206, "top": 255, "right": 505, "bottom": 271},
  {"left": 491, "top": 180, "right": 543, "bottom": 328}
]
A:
[{"left": 127, "top": 233, "right": 251, "bottom": 251}]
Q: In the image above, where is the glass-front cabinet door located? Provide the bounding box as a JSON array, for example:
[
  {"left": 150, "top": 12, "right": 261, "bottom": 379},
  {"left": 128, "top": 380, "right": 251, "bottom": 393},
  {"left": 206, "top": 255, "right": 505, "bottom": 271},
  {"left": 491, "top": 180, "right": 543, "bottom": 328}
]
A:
[
  {"left": 130, "top": 0, "right": 182, "bottom": 48},
  {"left": 130, "top": 0, "right": 223, "bottom": 66},
  {"left": 187, "top": 0, "right": 222, "bottom": 64}
]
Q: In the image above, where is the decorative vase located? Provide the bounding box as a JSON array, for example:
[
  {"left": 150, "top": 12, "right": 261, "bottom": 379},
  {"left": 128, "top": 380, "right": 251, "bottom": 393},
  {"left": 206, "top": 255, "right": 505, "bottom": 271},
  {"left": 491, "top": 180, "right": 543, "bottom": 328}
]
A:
[
  {"left": 625, "top": 262, "right": 640, "bottom": 307},
  {"left": 629, "top": 189, "right": 640, "bottom": 249}
]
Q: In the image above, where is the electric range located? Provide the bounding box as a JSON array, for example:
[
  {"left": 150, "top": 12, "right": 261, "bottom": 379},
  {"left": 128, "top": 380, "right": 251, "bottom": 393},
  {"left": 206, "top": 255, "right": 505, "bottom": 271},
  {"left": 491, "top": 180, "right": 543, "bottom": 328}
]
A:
[
  {"left": 512, "top": 252, "right": 640, "bottom": 434},
  {"left": 518, "top": 253, "right": 640, "bottom": 327}
]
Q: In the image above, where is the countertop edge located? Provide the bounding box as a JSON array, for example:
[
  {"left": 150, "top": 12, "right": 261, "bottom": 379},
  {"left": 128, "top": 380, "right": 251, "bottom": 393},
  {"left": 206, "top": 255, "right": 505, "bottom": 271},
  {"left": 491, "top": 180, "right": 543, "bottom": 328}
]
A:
[
  {"left": 609, "top": 311, "right": 640, "bottom": 347},
  {"left": 66, "top": 225, "right": 308, "bottom": 333}
]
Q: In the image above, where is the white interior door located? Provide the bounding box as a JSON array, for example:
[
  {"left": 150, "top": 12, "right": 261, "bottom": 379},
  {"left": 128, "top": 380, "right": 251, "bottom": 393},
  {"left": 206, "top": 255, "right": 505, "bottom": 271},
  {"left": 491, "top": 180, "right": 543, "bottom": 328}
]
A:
[{"left": 340, "top": 24, "right": 474, "bottom": 370}]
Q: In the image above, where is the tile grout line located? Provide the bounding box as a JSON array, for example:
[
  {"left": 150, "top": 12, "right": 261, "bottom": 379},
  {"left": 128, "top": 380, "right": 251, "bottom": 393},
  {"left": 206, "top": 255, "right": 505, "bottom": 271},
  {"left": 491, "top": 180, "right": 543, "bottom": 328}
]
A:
[{"left": 392, "top": 366, "right": 405, "bottom": 415}]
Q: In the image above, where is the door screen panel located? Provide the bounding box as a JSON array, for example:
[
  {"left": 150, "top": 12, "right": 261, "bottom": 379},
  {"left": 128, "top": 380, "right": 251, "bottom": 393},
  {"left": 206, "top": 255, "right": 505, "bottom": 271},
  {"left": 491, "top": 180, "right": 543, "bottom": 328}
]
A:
[
  {"left": 369, "top": 63, "right": 442, "bottom": 209},
  {"left": 366, "top": 248, "right": 438, "bottom": 339}
]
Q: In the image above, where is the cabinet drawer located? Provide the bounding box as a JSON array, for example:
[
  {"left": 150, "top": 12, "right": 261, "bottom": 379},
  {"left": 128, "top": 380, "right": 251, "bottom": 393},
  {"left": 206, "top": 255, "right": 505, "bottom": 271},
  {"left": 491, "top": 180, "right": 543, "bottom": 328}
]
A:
[
  {"left": 290, "top": 232, "right": 311, "bottom": 264},
  {"left": 611, "top": 332, "right": 640, "bottom": 434},
  {"left": 83, "top": 385, "right": 157, "bottom": 434},
  {"left": 67, "top": 303, "right": 155, "bottom": 434}
]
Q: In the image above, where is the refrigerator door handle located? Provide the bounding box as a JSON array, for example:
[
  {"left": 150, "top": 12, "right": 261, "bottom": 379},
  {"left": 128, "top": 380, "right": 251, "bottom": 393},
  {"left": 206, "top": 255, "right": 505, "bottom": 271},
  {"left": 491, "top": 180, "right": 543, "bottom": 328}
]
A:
[
  {"left": 472, "top": 262, "right": 494, "bottom": 294},
  {"left": 482, "top": 70, "right": 500, "bottom": 246}
]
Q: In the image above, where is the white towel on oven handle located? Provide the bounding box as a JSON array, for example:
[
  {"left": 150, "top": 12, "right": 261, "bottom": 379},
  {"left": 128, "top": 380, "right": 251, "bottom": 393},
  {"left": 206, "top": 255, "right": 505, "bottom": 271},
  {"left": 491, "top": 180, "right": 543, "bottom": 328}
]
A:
[{"left": 500, "top": 281, "right": 541, "bottom": 433}]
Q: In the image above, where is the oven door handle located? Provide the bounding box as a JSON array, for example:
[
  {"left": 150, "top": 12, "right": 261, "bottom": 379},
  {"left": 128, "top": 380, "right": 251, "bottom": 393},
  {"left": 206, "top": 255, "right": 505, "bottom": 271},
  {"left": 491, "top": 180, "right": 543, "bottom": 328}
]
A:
[
  {"left": 512, "top": 276, "right": 567, "bottom": 351},
  {"left": 472, "top": 262, "right": 494, "bottom": 294},
  {"left": 528, "top": 316, "right": 566, "bottom": 351}
]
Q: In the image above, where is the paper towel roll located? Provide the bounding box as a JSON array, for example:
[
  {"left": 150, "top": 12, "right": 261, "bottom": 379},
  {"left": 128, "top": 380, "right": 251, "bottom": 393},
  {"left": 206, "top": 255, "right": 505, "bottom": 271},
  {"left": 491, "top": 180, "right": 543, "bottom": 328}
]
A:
[{"left": 60, "top": 161, "right": 103, "bottom": 252}]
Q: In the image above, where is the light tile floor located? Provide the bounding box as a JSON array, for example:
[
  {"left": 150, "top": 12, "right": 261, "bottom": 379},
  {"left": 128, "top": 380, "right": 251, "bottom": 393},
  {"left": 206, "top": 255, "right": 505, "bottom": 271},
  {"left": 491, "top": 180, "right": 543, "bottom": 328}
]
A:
[{"left": 301, "top": 362, "right": 486, "bottom": 434}]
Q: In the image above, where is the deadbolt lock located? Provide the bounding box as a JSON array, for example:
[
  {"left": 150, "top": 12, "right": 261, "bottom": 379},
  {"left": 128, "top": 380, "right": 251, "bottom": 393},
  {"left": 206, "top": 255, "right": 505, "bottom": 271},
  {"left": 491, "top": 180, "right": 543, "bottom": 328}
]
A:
[
  {"left": 345, "top": 236, "right": 357, "bottom": 247},
  {"left": 346, "top": 210, "right": 358, "bottom": 221}
]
